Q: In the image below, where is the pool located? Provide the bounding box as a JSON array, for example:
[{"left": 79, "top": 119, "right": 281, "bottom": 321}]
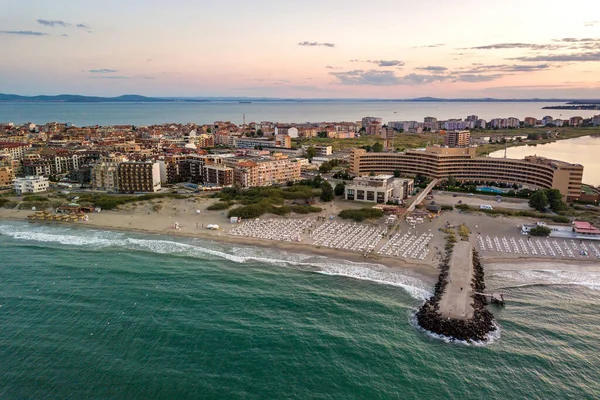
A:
[{"left": 477, "top": 186, "right": 505, "bottom": 194}]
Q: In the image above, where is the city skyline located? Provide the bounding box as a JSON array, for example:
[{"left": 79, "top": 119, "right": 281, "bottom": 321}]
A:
[{"left": 2, "top": 0, "right": 600, "bottom": 98}]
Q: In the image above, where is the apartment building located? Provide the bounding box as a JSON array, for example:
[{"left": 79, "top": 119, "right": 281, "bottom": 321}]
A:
[
  {"left": 444, "top": 131, "right": 471, "bottom": 148},
  {"left": 231, "top": 157, "right": 301, "bottom": 188},
  {"left": 0, "top": 142, "right": 31, "bottom": 161},
  {"left": 592, "top": 115, "right": 600, "bottom": 126},
  {"left": 13, "top": 176, "right": 49, "bottom": 195},
  {"left": 361, "top": 117, "right": 382, "bottom": 129},
  {"left": 117, "top": 161, "right": 161, "bottom": 193},
  {"left": 203, "top": 164, "right": 234, "bottom": 187},
  {"left": 350, "top": 146, "right": 583, "bottom": 200},
  {"left": 0, "top": 166, "right": 15, "bottom": 188},
  {"left": 569, "top": 116, "right": 584, "bottom": 126}
]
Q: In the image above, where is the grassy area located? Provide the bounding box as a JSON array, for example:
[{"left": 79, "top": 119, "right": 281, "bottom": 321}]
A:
[
  {"left": 475, "top": 127, "right": 600, "bottom": 156},
  {"left": 454, "top": 204, "right": 571, "bottom": 223},
  {"left": 338, "top": 207, "right": 384, "bottom": 222},
  {"left": 74, "top": 193, "right": 190, "bottom": 210}
]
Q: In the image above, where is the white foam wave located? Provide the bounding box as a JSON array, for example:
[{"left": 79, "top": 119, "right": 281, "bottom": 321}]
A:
[
  {"left": 409, "top": 312, "right": 502, "bottom": 346},
  {"left": 491, "top": 269, "right": 600, "bottom": 292},
  {"left": 0, "top": 222, "right": 431, "bottom": 300}
]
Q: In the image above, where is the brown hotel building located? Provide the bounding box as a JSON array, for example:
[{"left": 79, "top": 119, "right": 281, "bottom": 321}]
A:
[{"left": 350, "top": 146, "right": 583, "bottom": 201}]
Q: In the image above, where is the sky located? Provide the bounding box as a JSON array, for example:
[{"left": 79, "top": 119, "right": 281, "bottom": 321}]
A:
[{"left": 1, "top": 0, "right": 600, "bottom": 98}]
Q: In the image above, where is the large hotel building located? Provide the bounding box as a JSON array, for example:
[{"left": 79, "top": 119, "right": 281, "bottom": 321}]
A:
[{"left": 350, "top": 146, "right": 583, "bottom": 201}]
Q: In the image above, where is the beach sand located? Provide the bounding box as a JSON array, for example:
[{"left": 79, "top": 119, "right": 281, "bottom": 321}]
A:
[{"left": 2, "top": 197, "right": 599, "bottom": 285}]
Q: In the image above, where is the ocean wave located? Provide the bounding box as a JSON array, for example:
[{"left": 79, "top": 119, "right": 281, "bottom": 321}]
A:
[
  {"left": 409, "top": 312, "right": 502, "bottom": 346},
  {"left": 0, "top": 222, "right": 431, "bottom": 300},
  {"left": 490, "top": 269, "right": 600, "bottom": 292}
]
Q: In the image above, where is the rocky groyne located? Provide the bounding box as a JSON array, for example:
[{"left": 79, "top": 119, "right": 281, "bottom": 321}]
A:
[{"left": 416, "top": 242, "right": 496, "bottom": 342}]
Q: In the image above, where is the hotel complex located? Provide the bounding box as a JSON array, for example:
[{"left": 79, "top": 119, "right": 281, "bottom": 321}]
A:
[{"left": 350, "top": 147, "right": 584, "bottom": 201}]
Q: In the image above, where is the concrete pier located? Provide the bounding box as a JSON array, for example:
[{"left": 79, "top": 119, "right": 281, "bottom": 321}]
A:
[{"left": 438, "top": 241, "right": 474, "bottom": 320}]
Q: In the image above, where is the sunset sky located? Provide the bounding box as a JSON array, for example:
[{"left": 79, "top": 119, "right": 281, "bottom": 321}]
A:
[{"left": 2, "top": 0, "right": 600, "bottom": 98}]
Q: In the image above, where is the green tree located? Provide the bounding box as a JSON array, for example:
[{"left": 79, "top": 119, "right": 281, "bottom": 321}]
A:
[
  {"left": 545, "top": 189, "right": 566, "bottom": 212},
  {"left": 447, "top": 176, "right": 457, "bottom": 187},
  {"left": 305, "top": 146, "right": 317, "bottom": 160},
  {"left": 529, "top": 226, "right": 551, "bottom": 237},
  {"left": 393, "top": 169, "right": 401, "bottom": 178},
  {"left": 206, "top": 127, "right": 212, "bottom": 133},
  {"left": 256, "top": 129, "right": 264, "bottom": 137},
  {"left": 529, "top": 190, "right": 549, "bottom": 212},
  {"left": 319, "top": 162, "right": 333, "bottom": 174},
  {"left": 372, "top": 142, "right": 384, "bottom": 152},
  {"left": 317, "top": 131, "right": 328, "bottom": 138},
  {"left": 334, "top": 182, "right": 345, "bottom": 196},
  {"left": 320, "top": 181, "right": 334, "bottom": 202}
]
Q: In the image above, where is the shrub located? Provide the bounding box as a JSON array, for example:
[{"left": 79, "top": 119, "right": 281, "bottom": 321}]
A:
[
  {"left": 441, "top": 205, "right": 454, "bottom": 211},
  {"left": 338, "top": 208, "right": 384, "bottom": 222},
  {"left": 207, "top": 201, "right": 234, "bottom": 211},
  {"left": 290, "top": 205, "right": 322, "bottom": 214},
  {"left": 529, "top": 226, "right": 551, "bottom": 237},
  {"left": 228, "top": 204, "right": 269, "bottom": 219}
]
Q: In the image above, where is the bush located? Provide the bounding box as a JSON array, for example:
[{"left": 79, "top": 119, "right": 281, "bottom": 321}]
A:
[
  {"left": 23, "top": 195, "right": 49, "bottom": 202},
  {"left": 207, "top": 201, "right": 234, "bottom": 211},
  {"left": 441, "top": 205, "right": 454, "bottom": 211},
  {"left": 529, "top": 226, "right": 551, "bottom": 236},
  {"left": 228, "top": 204, "right": 269, "bottom": 219},
  {"left": 290, "top": 205, "right": 322, "bottom": 214},
  {"left": 338, "top": 208, "right": 384, "bottom": 222}
]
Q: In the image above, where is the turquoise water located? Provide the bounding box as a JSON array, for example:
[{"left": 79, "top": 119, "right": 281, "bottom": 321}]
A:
[
  {"left": 1, "top": 221, "right": 600, "bottom": 399},
  {"left": 477, "top": 187, "right": 505, "bottom": 194}
]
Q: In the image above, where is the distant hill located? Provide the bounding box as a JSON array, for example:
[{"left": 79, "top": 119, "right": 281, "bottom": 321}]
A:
[
  {"left": 0, "top": 93, "right": 594, "bottom": 103},
  {"left": 0, "top": 93, "right": 204, "bottom": 103}
]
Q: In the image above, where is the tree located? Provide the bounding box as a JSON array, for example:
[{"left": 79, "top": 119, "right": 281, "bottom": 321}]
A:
[
  {"left": 256, "top": 129, "right": 264, "bottom": 137},
  {"left": 305, "top": 146, "right": 317, "bottom": 161},
  {"left": 320, "top": 181, "right": 334, "bottom": 202},
  {"left": 529, "top": 190, "right": 549, "bottom": 212},
  {"left": 319, "top": 162, "right": 333, "bottom": 174},
  {"left": 372, "top": 142, "right": 384, "bottom": 152},
  {"left": 393, "top": 169, "right": 401, "bottom": 178},
  {"left": 206, "top": 127, "right": 212, "bottom": 133},
  {"left": 546, "top": 189, "right": 566, "bottom": 212},
  {"left": 529, "top": 226, "right": 551, "bottom": 237},
  {"left": 317, "top": 131, "right": 328, "bottom": 138},
  {"left": 447, "top": 176, "right": 457, "bottom": 187},
  {"left": 334, "top": 182, "right": 345, "bottom": 196}
]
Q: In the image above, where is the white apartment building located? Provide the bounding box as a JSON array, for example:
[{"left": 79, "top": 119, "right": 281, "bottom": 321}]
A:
[{"left": 13, "top": 176, "right": 50, "bottom": 195}]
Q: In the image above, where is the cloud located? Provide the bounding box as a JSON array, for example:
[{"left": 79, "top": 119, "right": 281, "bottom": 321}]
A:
[
  {"left": 76, "top": 23, "right": 90, "bottom": 29},
  {"left": 584, "top": 21, "right": 599, "bottom": 27},
  {"left": 465, "top": 42, "right": 562, "bottom": 50},
  {"left": 457, "top": 74, "right": 504, "bottom": 82},
  {"left": 298, "top": 41, "right": 335, "bottom": 48},
  {"left": 36, "top": 18, "right": 69, "bottom": 27},
  {"left": 0, "top": 30, "right": 48, "bottom": 36},
  {"left": 89, "top": 69, "right": 118, "bottom": 73},
  {"left": 510, "top": 52, "right": 600, "bottom": 62},
  {"left": 416, "top": 66, "right": 448, "bottom": 71},
  {"left": 330, "top": 70, "right": 451, "bottom": 85},
  {"left": 330, "top": 69, "right": 507, "bottom": 85},
  {"left": 459, "top": 63, "right": 552, "bottom": 73},
  {"left": 90, "top": 76, "right": 130, "bottom": 80},
  {"left": 61, "top": 34, "right": 68, "bottom": 37},
  {"left": 413, "top": 43, "right": 445, "bottom": 48},
  {"left": 349, "top": 59, "right": 405, "bottom": 67},
  {"left": 325, "top": 65, "right": 341, "bottom": 69}
]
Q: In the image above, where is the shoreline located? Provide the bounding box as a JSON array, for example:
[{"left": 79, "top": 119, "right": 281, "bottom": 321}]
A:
[{"left": 0, "top": 212, "right": 440, "bottom": 282}]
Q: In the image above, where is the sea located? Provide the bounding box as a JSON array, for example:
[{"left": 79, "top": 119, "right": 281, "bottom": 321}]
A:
[
  {"left": 1, "top": 101, "right": 599, "bottom": 126},
  {"left": 1, "top": 221, "right": 600, "bottom": 399}
]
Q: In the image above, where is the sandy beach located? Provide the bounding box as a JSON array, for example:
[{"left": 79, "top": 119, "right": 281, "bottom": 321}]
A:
[{"left": 2, "top": 196, "right": 599, "bottom": 285}]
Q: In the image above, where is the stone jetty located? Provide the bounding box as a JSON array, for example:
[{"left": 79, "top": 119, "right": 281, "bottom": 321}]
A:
[{"left": 416, "top": 240, "right": 496, "bottom": 342}]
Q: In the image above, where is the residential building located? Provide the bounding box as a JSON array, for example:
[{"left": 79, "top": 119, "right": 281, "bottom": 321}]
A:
[
  {"left": 0, "top": 166, "right": 14, "bottom": 188},
  {"left": 444, "top": 131, "right": 471, "bottom": 148},
  {"left": 524, "top": 117, "right": 537, "bottom": 126},
  {"left": 13, "top": 176, "right": 49, "bottom": 194},
  {"left": 0, "top": 142, "right": 30, "bottom": 161},
  {"left": 350, "top": 146, "right": 583, "bottom": 201},
  {"left": 592, "top": 115, "right": 600, "bottom": 126},
  {"left": 361, "top": 117, "right": 382, "bottom": 129},
  {"left": 203, "top": 164, "right": 234, "bottom": 187},
  {"left": 231, "top": 157, "right": 301, "bottom": 187},
  {"left": 569, "top": 116, "right": 584, "bottom": 126},
  {"left": 366, "top": 122, "right": 382, "bottom": 135},
  {"left": 117, "top": 161, "right": 161, "bottom": 193}
]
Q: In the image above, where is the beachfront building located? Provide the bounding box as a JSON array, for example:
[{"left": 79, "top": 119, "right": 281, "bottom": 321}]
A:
[
  {"left": 0, "top": 166, "right": 15, "bottom": 188},
  {"left": 202, "top": 164, "right": 234, "bottom": 187},
  {"left": 345, "top": 175, "right": 395, "bottom": 203},
  {"left": 117, "top": 161, "right": 161, "bottom": 193},
  {"left": 592, "top": 115, "right": 600, "bottom": 126},
  {"left": 0, "top": 142, "right": 31, "bottom": 161},
  {"left": 13, "top": 176, "right": 49, "bottom": 195},
  {"left": 230, "top": 156, "right": 302, "bottom": 188},
  {"left": 350, "top": 146, "right": 584, "bottom": 201},
  {"left": 444, "top": 131, "right": 471, "bottom": 148},
  {"left": 361, "top": 117, "right": 382, "bottom": 129}
]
